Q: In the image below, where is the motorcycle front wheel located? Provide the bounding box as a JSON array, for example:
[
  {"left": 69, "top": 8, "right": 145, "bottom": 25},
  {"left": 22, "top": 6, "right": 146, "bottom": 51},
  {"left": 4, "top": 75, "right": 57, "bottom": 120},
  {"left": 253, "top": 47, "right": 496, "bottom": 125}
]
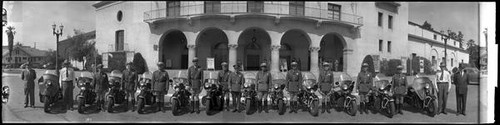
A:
[
  {"left": 137, "top": 98, "right": 144, "bottom": 114},
  {"left": 278, "top": 99, "right": 285, "bottom": 115},
  {"left": 172, "top": 99, "right": 179, "bottom": 116},
  {"left": 309, "top": 100, "right": 319, "bottom": 117},
  {"left": 43, "top": 97, "right": 50, "bottom": 113},
  {"left": 77, "top": 97, "right": 85, "bottom": 114},
  {"left": 428, "top": 100, "right": 437, "bottom": 117},
  {"left": 245, "top": 99, "right": 252, "bottom": 115},
  {"left": 107, "top": 97, "right": 114, "bottom": 113},
  {"left": 206, "top": 98, "right": 211, "bottom": 115},
  {"left": 387, "top": 101, "right": 395, "bottom": 118},
  {"left": 347, "top": 100, "right": 357, "bottom": 116}
]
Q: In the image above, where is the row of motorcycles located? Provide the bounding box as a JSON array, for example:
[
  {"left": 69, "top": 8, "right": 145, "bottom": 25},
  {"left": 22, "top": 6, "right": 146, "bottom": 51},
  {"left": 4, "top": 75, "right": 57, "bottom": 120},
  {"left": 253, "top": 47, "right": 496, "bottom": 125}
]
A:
[{"left": 37, "top": 70, "right": 438, "bottom": 117}]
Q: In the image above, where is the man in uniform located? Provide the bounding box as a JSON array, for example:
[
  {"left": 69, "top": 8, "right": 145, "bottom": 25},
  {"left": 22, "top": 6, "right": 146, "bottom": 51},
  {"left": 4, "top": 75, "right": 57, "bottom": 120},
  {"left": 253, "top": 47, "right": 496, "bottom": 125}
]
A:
[
  {"left": 228, "top": 62, "right": 244, "bottom": 112},
  {"left": 256, "top": 62, "right": 272, "bottom": 113},
  {"left": 454, "top": 63, "right": 469, "bottom": 116},
  {"left": 436, "top": 62, "right": 451, "bottom": 115},
  {"left": 188, "top": 57, "right": 203, "bottom": 114},
  {"left": 357, "top": 63, "right": 373, "bottom": 114},
  {"left": 218, "top": 62, "right": 231, "bottom": 111},
  {"left": 59, "top": 60, "right": 75, "bottom": 111},
  {"left": 318, "top": 62, "right": 334, "bottom": 114},
  {"left": 93, "top": 64, "right": 108, "bottom": 111},
  {"left": 21, "top": 62, "right": 36, "bottom": 108},
  {"left": 286, "top": 61, "right": 302, "bottom": 113},
  {"left": 122, "top": 62, "right": 138, "bottom": 111},
  {"left": 391, "top": 65, "right": 407, "bottom": 115},
  {"left": 152, "top": 62, "right": 169, "bottom": 113}
]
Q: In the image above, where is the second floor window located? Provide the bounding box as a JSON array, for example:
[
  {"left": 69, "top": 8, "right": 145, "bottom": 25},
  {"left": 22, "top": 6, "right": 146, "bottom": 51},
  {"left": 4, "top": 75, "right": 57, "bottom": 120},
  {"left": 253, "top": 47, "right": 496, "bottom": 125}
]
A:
[
  {"left": 328, "top": 3, "right": 341, "bottom": 21},
  {"left": 116, "top": 30, "right": 124, "bottom": 51},
  {"left": 378, "top": 12, "right": 383, "bottom": 27},
  {"left": 379, "top": 40, "right": 383, "bottom": 52},
  {"left": 433, "top": 34, "right": 437, "bottom": 40},
  {"left": 167, "top": 1, "right": 180, "bottom": 17},
  {"left": 388, "top": 15, "right": 393, "bottom": 29},
  {"left": 248, "top": 1, "right": 264, "bottom": 13},
  {"left": 205, "top": 1, "right": 221, "bottom": 14},
  {"left": 387, "top": 41, "right": 391, "bottom": 52},
  {"left": 289, "top": 1, "right": 304, "bottom": 16}
]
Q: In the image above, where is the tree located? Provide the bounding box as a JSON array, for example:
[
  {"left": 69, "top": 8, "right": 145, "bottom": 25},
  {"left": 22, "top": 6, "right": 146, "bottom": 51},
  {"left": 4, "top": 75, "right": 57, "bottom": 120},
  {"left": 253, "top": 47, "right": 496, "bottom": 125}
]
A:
[
  {"left": 43, "top": 50, "right": 65, "bottom": 70},
  {"left": 5, "top": 26, "right": 15, "bottom": 64},
  {"left": 457, "top": 31, "right": 464, "bottom": 48},
  {"left": 466, "top": 39, "right": 475, "bottom": 49},
  {"left": 66, "top": 29, "right": 96, "bottom": 69},
  {"left": 132, "top": 53, "right": 148, "bottom": 74}
]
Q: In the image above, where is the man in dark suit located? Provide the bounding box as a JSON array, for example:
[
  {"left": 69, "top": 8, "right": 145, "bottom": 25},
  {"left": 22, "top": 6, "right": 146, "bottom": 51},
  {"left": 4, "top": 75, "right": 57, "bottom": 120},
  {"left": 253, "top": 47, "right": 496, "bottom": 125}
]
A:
[
  {"left": 454, "top": 63, "right": 469, "bottom": 116},
  {"left": 21, "top": 62, "right": 36, "bottom": 108}
]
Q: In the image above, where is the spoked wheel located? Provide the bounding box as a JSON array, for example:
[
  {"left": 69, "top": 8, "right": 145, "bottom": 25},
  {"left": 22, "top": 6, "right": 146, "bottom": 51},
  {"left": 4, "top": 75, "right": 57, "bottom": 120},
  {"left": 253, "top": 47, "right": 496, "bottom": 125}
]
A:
[
  {"left": 172, "top": 99, "right": 179, "bottom": 116},
  {"left": 347, "top": 100, "right": 357, "bottom": 116},
  {"left": 310, "top": 100, "right": 319, "bottom": 117},
  {"left": 387, "top": 102, "right": 395, "bottom": 118},
  {"left": 205, "top": 98, "right": 211, "bottom": 115},
  {"left": 245, "top": 99, "right": 252, "bottom": 115},
  {"left": 428, "top": 100, "right": 437, "bottom": 117},
  {"left": 278, "top": 99, "right": 285, "bottom": 115},
  {"left": 44, "top": 97, "right": 50, "bottom": 113},
  {"left": 107, "top": 97, "right": 114, "bottom": 113},
  {"left": 137, "top": 98, "right": 145, "bottom": 114},
  {"left": 77, "top": 97, "right": 85, "bottom": 114}
]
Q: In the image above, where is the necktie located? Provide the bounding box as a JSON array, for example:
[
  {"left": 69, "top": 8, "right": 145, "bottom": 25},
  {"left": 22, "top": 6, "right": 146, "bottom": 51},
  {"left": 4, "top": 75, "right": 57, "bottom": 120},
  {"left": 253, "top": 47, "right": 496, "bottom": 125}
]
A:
[
  {"left": 66, "top": 68, "right": 69, "bottom": 79},
  {"left": 440, "top": 70, "right": 444, "bottom": 80}
]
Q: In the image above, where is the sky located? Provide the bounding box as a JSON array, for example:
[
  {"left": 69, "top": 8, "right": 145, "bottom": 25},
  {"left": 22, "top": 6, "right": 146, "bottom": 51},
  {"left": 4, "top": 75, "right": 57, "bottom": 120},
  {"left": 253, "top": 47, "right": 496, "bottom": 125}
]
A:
[{"left": 2, "top": 2, "right": 481, "bottom": 51}]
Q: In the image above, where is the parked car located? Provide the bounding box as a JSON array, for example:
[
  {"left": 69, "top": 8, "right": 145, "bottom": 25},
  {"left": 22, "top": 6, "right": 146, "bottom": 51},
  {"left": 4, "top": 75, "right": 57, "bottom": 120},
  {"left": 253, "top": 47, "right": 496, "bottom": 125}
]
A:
[{"left": 462, "top": 67, "right": 479, "bottom": 85}]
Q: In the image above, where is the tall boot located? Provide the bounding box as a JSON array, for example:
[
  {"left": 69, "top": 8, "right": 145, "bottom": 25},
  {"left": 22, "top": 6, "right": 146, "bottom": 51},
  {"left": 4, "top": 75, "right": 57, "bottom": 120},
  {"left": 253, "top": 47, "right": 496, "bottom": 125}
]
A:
[
  {"left": 326, "top": 101, "right": 331, "bottom": 113},
  {"left": 264, "top": 100, "right": 269, "bottom": 113},
  {"left": 258, "top": 100, "right": 262, "bottom": 113},
  {"left": 289, "top": 101, "right": 295, "bottom": 113},
  {"left": 321, "top": 102, "right": 326, "bottom": 113},
  {"left": 101, "top": 100, "right": 106, "bottom": 111},
  {"left": 161, "top": 102, "right": 166, "bottom": 113},
  {"left": 195, "top": 100, "right": 200, "bottom": 114},
  {"left": 97, "top": 100, "right": 102, "bottom": 111},
  {"left": 359, "top": 103, "right": 364, "bottom": 114},
  {"left": 225, "top": 98, "right": 230, "bottom": 111},
  {"left": 131, "top": 99, "right": 136, "bottom": 111},
  {"left": 190, "top": 101, "right": 195, "bottom": 113},
  {"left": 364, "top": 102, "right": 369, "bottom": 114},
  {"left": 399, "top": 104, "right": 403, "bottom": 114}
]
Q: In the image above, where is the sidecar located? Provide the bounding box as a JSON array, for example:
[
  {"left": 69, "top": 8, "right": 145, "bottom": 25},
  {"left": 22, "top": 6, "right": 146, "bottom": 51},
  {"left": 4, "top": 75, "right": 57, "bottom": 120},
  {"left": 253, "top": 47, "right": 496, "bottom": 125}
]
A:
[
  {"left": 75, "top": 71, "right": 96, "bottom": 113},
  {"left": 39, "top": 70, "right": 63, "bottom": 113},
  {"left": 405, "top": 74, "right": 438, "bottom": 117},
  {"left": 269, "top": 71, "right": 287, "bottom": 115},
  {"left": 202, "top": 71, "right": 224, "bottom": 114}
]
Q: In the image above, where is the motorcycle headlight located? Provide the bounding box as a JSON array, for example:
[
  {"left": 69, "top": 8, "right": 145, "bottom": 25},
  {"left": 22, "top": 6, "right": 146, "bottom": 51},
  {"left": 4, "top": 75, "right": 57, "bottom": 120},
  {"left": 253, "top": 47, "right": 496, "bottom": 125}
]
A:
[
  {"left": 244, "top": 84, "right": 250, "bottom": 88},
  {"left": 175, "top": 88, "right": 180, "bottom": 92},
  {"left": 425, "top": 84, "right": 430, "bottom": 89},
  {"left": 80, "top": 87, "right": 86, "bottom": 90},
  {"left": 205, "top": 83, "right": 211, "bottom": 88},
  {"left": 342, "top": 84, "right": 348, "bottom": 90},
  {"left": 47, "top": 81, "right": 52, "bottom": 85}
]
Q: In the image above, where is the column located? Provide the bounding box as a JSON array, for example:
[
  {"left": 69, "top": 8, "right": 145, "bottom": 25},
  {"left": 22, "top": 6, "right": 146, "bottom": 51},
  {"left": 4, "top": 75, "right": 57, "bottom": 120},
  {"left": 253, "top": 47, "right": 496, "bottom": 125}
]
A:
[
  {"left": 343, "top": 48, "right": 354, "bottom": 75},
  {"left": 187, "top": 44, "right": 196, "bottom": 67},
  {"left": 228, "top": 44, "right": 238, "bottom": 72},
  {"left": 271, "top": 45, "right": 281, "bottom": 72},
  {"left": 309, "top": 46, "right": 320, "bottom": 77}
]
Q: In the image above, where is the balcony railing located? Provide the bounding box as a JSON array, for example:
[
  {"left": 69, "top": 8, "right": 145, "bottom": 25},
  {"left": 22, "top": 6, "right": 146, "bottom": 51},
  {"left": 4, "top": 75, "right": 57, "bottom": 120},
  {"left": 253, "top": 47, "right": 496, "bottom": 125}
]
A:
[{"left": 144, "top": 2, "right": 363, "bottom": 26}]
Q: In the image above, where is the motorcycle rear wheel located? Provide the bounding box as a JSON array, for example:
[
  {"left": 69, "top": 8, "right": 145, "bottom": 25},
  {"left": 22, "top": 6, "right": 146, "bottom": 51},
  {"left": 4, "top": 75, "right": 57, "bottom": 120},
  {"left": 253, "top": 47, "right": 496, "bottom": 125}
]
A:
[
  {"left": 278, "top": 99, "right": 285, "bottom": 115},
  {"left": 77, "top": 97, "right": 85, "bottom": 114},
  {"left": 310, "top": 100, "right": 319, "bottom": 117},
  {"left": 347, "top": 100, "right": 357, "bottom": 116},
  {"left": 137, "top": 98, "right": 145, "bottom": 114}
]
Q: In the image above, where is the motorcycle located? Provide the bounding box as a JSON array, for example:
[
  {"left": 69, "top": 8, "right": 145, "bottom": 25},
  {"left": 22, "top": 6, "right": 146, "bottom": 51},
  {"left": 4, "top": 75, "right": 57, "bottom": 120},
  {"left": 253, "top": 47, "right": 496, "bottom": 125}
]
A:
[
  {"left": 39, "top": 70, "right": 63, "bottom": 113},
  {"left": 373, "top": 78, "right": 396, "bottom": 118},
  {"left": 75, "top": 71, "right": 97, "bottom": 114},
  {"left": 2, "top": 86, "right": 9, "bottom": 104},
  {"left": 241, "top": 72, "right": 257, "bottom": 115},
  {"left": 136, "top": 72, "right": 155, "bottom": 114},
  {"left": 269, "top": 72, "right": 287, "bottom": 115},
  {"left": 202, "top": 71, "right": 224, "bottom": 114},
  {"left": 297, "top": 72, "right": 320, "bottom": 117},
  {"left": 106, "top": 70, "right": 128, "bottom": 113},
  {"left": 405, "top": 74, "right": 438, "bottom": 117},
  {"left": 332, "top": 73, "right": 358, "bottom": 116},
  {"left": 170, "top": 71, "right": 191, "bottom": 115}
]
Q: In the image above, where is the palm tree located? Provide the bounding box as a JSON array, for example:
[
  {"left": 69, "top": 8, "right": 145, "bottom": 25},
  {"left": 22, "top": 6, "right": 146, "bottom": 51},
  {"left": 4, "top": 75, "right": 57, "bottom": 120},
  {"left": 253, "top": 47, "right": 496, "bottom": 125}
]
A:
[{"left": 5, "top": 26, "right": 16, "bottom": 66}]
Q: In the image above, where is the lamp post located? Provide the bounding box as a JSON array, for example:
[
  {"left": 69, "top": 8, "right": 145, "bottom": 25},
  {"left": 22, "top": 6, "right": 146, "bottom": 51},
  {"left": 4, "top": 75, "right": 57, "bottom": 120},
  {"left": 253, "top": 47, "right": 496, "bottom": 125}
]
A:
[
  {"left": 52, "top": 23, "right": 63, "bottom": 75},
  {"left": 440, "top": 30, "right": 451, "bottom": 69}
]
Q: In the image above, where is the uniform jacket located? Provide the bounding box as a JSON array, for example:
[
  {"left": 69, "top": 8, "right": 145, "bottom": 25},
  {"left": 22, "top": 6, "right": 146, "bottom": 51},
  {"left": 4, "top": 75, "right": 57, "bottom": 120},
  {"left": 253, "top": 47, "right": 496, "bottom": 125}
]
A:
[
  {"left": 453, "top": 70, "right": 469, "bottom": 95},
  {"left": 228, "top": 71, "right": 244, "bottom": 92},
  {"left": 188, "top": 65, "right": 203, "bottom": 89},
  {"left": 218, "top": 70, "right": 231, "bottom": 90},
  {"left": 391, "top": 73, "right": 407, "bottom": 94},
  {"left": 318, "top": 70, "right": 334, "bottom": 92},
  {"left": 152, "top": 69, "right": 169, "bottom": 92},
  {"left": 256, "top": 70, "right": 271, "bottom": 92},
  {"left": 21, "top": 68, "right": 36, "bottom": 89},
  {"left": 357, "top": 71, "right": 373, "bottom": 93},
  {"left": 93, "top": 71, "right": 109, "bottom": 93},
  {"left": 122, "top": 69, "right": 138, "bottom": 91},
  {"left": 286, "top": 69, "right": 302, "bottom": 92}
]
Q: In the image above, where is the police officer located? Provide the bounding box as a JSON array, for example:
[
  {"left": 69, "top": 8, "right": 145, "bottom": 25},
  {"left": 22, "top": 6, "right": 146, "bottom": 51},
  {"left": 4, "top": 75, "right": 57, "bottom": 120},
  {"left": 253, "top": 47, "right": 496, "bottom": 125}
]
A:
[
  {"left": 357, "top": 63, "right": 373, "bottom": 114},
  {"left": 391, "top": 65, "right": 407, "bottom": 115},
  {"left": 93, "top": 64, "right": 108, "bottom": 111},
  {"left": 228, "top": 62, "right": 244, "bottom": 112},
  {"left": 318, "top": 62, "right": 334, "bottom": 114},
  {"left": 188, "top": 57, "right": 203, "bottom": 114},
  {"left": 256, "top": 62, "right": 271, "bottom": 113},
  {"left": 286, "top": 61, "right": 302, "bottom": 113},
  {"left": 122, "top": 62, "right": 138, "bottom": 111},
  {"left": 152, "top": 62, "right": 169, "bottom": 113},
  {"left": 218, "top": 62, "right": 231, "bottom": 111}
]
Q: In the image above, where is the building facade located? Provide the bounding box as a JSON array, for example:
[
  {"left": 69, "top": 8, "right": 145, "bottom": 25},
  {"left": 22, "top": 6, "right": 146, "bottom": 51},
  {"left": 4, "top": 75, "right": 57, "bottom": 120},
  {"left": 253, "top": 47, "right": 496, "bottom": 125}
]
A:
[
  {"left": 93, "top": 1, "right": 467, "bottom": 77},
  {"left": 2, "top": 44, "right": 49, "bottom": 68}
]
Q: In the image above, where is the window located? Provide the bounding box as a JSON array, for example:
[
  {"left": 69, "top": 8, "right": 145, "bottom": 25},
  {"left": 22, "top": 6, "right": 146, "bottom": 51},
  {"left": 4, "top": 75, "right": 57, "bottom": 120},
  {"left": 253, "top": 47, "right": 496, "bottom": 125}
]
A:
[
  {"left": 433, "top": 34, "right": 437, "bottom": 40},
  {"left": 454, "top": 41, "right": 456, "bottom": 46},
  {"left": 204, "top": 1, "right": 221, "bottom": 14},
  {"left": 378, "top": 12, "right": 383, "bottom": 27},
  {"left": 379, "top": 40, "right": 383, "bottom": 51},
  {"left": 117, "top": 11, "right": 123, "bottom": 22},
  {"left": 387, "top": 41, "right": 391, "bottom": 52},
  {"left": 115, "top": 30, "right": 125, "bottom": 51},
  {"left": 289, "top": 1, "right": 305, "bottom": 16},
  {"left": 432, "top": 56, "right": 436, "bottom": 66},
  {"left": 328, "top": 3, "right": 341, "bottom": 21},
  {"left": 388, "top": 15, "right": 393, "bottom": 29},
  {"left": 23, "top": 57, "right": 26, "bottom": 60},
  {"left": 247, "top": 1, "right": 264, "bottom": 13},
  {"left": 451, "top": 58, "right": 454, "bottom": 67},
  {"left": 167, "top": 1, "right": 180, "bottom": 17}
]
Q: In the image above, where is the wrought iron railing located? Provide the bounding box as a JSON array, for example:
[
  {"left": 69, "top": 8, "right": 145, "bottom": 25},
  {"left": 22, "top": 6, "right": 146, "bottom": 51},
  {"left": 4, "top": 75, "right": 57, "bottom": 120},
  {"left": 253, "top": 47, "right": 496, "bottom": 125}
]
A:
[{"left": 144, "top": 2, "right": 363, "bottom": 26}]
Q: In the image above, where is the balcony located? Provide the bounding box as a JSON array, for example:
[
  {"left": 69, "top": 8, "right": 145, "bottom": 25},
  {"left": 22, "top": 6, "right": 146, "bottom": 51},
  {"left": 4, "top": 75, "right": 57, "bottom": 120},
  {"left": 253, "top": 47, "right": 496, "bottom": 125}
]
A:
[{"left": 143, "top": 2, "right": 363, "bottom": 27}]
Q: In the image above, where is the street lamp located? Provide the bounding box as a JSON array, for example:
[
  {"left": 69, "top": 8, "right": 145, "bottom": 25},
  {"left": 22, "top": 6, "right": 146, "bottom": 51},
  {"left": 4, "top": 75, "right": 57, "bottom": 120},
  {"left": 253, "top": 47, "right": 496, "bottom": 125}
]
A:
[
  {"left": 52, "top": 23, "right": 63, "bottom": 75},
  {"left": 440, "top": 29, "right": 451, "bottom": 69}
]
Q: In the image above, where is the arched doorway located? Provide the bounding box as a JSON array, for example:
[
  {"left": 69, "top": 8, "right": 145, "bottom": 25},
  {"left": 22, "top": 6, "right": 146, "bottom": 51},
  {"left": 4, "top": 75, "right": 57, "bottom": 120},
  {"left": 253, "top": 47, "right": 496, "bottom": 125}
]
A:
[
  {"left": 196, "top": 28, "right": 229, "bottom": 70},
  {"left": 430, "top": 49, "right": 439, "bottom": 69},
  {"left": 320, "top": 33, "right": 346, "bottom": 72},
  {"left": 159, "top": 30, "right": 188, "bottom": 69},
  {"left": 361, "top": 55, "right": 375, "bottom": 73},
  {"left": 237, "top": 28, "right": 271, "bottom": 71},
  {"left": 280, "top": 29, "right": 311, "bottom": 71}
]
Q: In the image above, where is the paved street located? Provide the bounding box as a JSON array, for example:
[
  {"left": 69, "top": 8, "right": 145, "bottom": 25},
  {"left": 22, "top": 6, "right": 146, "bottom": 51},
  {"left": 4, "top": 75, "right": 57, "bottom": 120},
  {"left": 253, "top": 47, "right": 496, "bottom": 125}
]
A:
[{"left": 2, "top": 70, "right": 479, "bottom": 123}]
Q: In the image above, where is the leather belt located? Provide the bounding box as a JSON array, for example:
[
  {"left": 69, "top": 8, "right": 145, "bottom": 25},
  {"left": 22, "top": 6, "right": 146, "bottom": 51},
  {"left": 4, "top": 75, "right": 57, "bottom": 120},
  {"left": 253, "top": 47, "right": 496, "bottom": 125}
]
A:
[{"left": 437, "top": 82, "right": 448, "bottom": 84}]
